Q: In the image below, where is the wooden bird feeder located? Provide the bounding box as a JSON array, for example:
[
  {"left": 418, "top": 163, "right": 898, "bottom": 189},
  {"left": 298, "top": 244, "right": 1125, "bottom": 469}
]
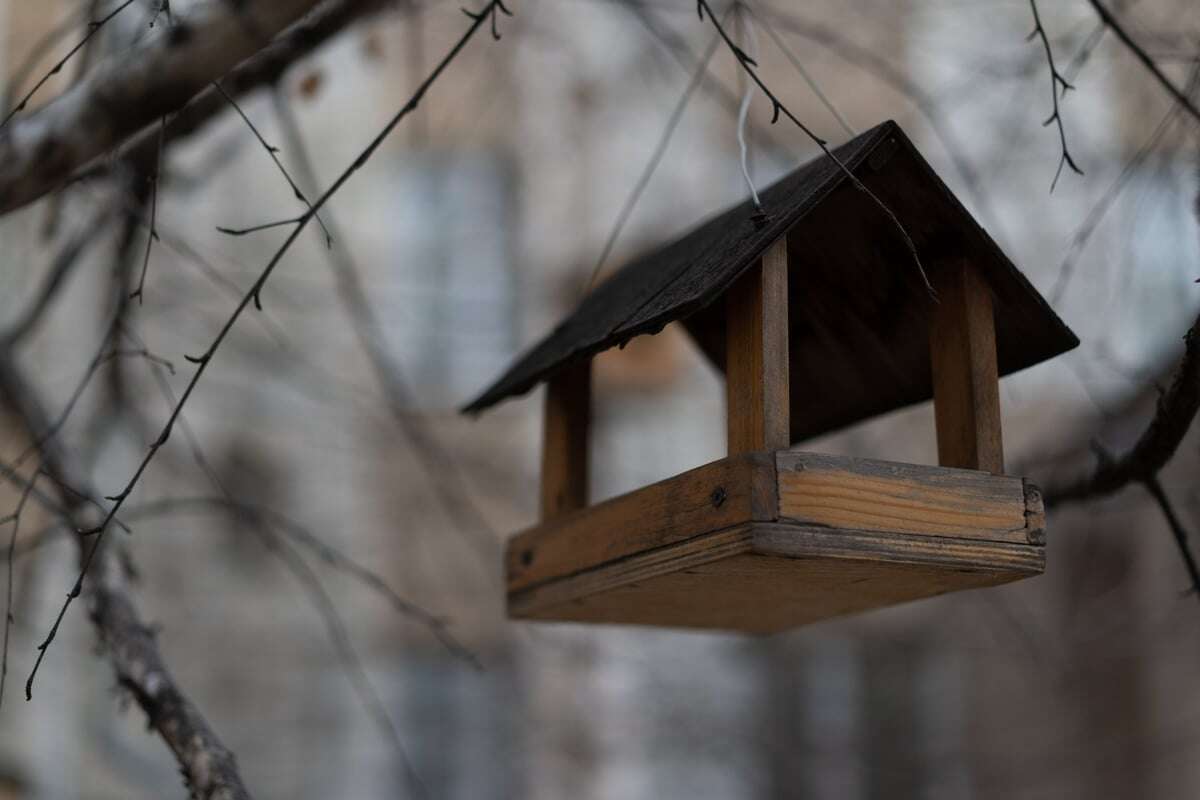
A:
[{"left": 464, "top": 121, "right": 1078, "bottom": 633}]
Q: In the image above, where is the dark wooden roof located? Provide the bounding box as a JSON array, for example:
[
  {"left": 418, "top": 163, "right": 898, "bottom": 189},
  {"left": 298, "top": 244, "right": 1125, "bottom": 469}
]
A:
[{"left": 463, "top": 120, "right": 1078, "bottom": 442}]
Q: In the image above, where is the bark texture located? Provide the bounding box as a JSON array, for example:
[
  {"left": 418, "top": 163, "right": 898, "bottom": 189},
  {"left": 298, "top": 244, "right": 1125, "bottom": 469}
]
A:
[{"left": 0, "top": 0, "right": 372, "bottom": 214}]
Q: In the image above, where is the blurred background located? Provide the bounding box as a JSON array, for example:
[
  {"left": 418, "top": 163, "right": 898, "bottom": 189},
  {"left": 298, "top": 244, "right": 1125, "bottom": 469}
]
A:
[{"left": 0, "top": 0, "right": 1198, "bottom": 797}]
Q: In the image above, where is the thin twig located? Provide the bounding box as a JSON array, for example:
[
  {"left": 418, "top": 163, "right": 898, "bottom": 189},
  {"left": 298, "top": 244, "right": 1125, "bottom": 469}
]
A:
[
  {"left": 0, "top": 0, "right": 351, "bottom": 216},
  {"left": 269, "top": 89, "right": 498, "bottom": 568},
  {"left": 1144, "top": 476, "right": 1200, "bottom": 604},
  {"left": 128, "top": 343, "right": 432, "bottom": 797},
  {"left": 618, "top": 1, "right": 793, "bottom": 158},
  {"left": 749, "top": 5, "right": 854, "bottom": 137},
  {"left": 0, "top": 0, "right": 137, "bottom": 133},
  {"left": 0, "top": 8, "right": 82, "bottom": 115},
  {"left": 0, "top": 470, "right": 40, "bottom": 711},
  {"left": 24, "top": 0, "right": 508, "bottom": 700},
  {"left": 755, "top": 4, "right": 997, "bottom": 228},
  {"left": 1050, "top": 60, "right": 1200, "bottom": 303},
  {"left": 1045, "top": 311, "right": 1200, "bottom": 506},
  {"left": 270, "top": 530, "right": 428, "bottom": 796},
  {"left": 696, "top": 0, "right": 931, "bottom": 293},
  {"left": 1086, "top": 0, "right": 1200, "bottom": 125},
  {"left": 129, "top": 118, "right": 166, "bottom": 304},
  {"left": 1028, "top": 0, "right": 1084, "bottom": 192},
  {"left": 583, "top": 32, "right": 722, "bottom": 293},
  {"left": 64, "top": 0, "right": 397, "bottom": 207},
  {"left": 211, "top": 80, "right": 334, "bottom": 262},
  {"left": 1, "top": 205, "right": 115, "bottom": 346},
  {"left": 216, "top": 217, "right": 304, "bottom": 238},
  {"left": 12, "top": 315, "right": 124, "bottom": 469},
  {"left": 0, "top": 333, "right": 252, "bottom": 797}
]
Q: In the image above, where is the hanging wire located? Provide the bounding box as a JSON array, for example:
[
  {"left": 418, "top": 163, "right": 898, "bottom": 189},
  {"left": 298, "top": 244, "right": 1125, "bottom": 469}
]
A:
[
  {"left": 582, "top": 32, "right": 723, "bottom": 295},
  {"left": 735, "top": 6, "right": 763, "bottom": 211}
]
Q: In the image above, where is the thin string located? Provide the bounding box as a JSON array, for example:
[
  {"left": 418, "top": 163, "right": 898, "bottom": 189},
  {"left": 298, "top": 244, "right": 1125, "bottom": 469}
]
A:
[{"left": 735, "top": 8, "right": 762, "bottom": 210}]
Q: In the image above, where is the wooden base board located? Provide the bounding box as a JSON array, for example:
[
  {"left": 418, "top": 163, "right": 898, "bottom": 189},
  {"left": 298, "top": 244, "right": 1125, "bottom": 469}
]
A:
[
  {"left": 510, "top": 523, "right": 1041, "bottom": 633},
  {"left": 506, "top": 449, "right": 1045, "bottom": 633}
]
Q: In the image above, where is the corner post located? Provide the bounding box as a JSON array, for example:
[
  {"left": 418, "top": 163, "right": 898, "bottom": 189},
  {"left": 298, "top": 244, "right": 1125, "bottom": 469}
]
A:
[
  {"left": 929, "top": 261, "right": 1004, "bottom": 473},
  {"left": 541, "top": 358, "right": 591, "bottom": 521},
  {"left": 726, "top": 237, "right": 790, "bottom": 456}
]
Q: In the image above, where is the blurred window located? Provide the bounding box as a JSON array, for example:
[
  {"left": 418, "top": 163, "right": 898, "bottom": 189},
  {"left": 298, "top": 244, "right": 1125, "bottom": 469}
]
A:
[
  {"left": 383, "top": 153, "right": 518, "bottom": 409},
  {"left": 392, "top": 651, "right": 523, "bottom": 799}
]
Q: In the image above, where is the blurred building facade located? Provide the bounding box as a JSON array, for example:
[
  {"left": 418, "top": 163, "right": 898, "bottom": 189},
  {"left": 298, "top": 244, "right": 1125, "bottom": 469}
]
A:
[{"left": 1, "top": 1, "right": 1199, "bottom": 799}]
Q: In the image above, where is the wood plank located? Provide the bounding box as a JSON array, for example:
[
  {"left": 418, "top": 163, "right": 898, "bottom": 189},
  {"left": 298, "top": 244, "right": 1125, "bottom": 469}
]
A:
[
  {"left": 750, "top": 523, "right": 1043, "bottom": 573},
  {"left": 929, "top": 261, "right": 1004, "bottom": 472},
  {"left": 509, "top": 526, "right": 756, "bottom": 620},
  {"left": 510, "top": 521, "right": 1042, "bottom": 633},
  {"left": 726, "top": 237, "right": 790, "bottom": 455},
  {"left": 540, "top": 358, "right": 591, "bottom": 521},
  {"left": 775, "top": 451, "right": 1032, "bottom": 544},
  {"left": 509, "top": 453, "right": 777, "bottom": 592}
]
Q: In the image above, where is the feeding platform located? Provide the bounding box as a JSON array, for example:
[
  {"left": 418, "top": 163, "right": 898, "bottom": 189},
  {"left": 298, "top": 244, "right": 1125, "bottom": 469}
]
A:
[{"left": 464, "top": 120, "right": 1077, "bottom": 633}]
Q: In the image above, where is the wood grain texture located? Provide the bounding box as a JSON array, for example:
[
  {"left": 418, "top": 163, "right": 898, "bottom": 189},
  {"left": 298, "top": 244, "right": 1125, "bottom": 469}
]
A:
[
  {"left": 510, "top": 521, "right": 1042, "bottom": 633},
  {"left": 540, "top": 359, "right": 591, "bottom": 521},
  {"left": 0, "top": 0, "right": 338, "bottom": 216},
  {"left": 930, "top": 261, "right": 1004, "bottom": 472},
  {"left": 775, "top": 451, "right": 1029, "bottom": 544},
  {"left": 509, "top": 453, "right": 777, "bottom": 592},
  {"left": 508, "top": 448, "right": 1047, "bottom": 632},
  {"left": 750, "top": 523, "right": 1043, "bottom": 572},
  {"left": 509, "top": 526, "right": 756, "bottom": 622},
  {"left": 726, "top": 238, "right": 790, "bottom": 455}
]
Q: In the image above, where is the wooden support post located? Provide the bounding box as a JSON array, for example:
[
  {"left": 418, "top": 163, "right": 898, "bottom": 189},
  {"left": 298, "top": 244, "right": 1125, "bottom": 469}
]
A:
[
  {"left": 541, "top": 358, "right": 591, "bottom": 521},
  {"left": 929, "top": 262, "right": 1004, "bottom": 473},
  {"left": 726, "top": 237, "right": 790, "bottom": 456}
]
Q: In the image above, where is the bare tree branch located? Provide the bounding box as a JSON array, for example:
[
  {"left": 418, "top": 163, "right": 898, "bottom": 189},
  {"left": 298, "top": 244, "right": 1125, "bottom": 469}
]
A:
[
  {"left": 1, "top": 470, "right": 40, "bottom": 711},
  {"left": 1, "top": 7, "right": 85, "bottom": 115},
  {"left": 90, "top": 550, "right": 251, "bottom": 800},
  {"left": 1028, "top": 0, "right": 1084, "bottom": 191},
  {"left": 270, "top": 88, "right": 499, "bottom": 562},
  {"left": 1086, "top": 0, "right": 1200, "bottom": 125},
  {"left": 0, "top": 0, "right": 136, "bottom": 132},
  {"left": 1143, "top": 476, "right": 1200, "bottom": 603},
  {"left": 1050, "top": 59, "right": 1200, "bottom": 304},
  {"left": 23, "top": 0, "right": 507, "bottom": 701},
  {"left": 695, "top": 0, "right": 930, "bottom": 292},
  {"left": 86, "top": 0, "right": 396, "bottom": 188},
  {"left": 584, "top": 32, "right": 721, "bottom": 293},
  {"left": 755, "top": 4, "right": 998, "bottom": 228},
  {"left": 0, "top": 358, "right": 253, "bottom": 799},
  {"left": 0, "top": 205, "right": 116, "bottom": 347},
  {"left": 1044, "top": 311, "right": 1200, "bottom": 506},
  {"left": 0, "top": 0, "right": 362, "bottom": 216}
]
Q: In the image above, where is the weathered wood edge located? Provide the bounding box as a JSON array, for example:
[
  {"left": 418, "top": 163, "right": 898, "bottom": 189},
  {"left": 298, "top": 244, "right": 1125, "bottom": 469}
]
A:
[
  {"left": 508, "top": 520, "right": 1043, "bottom": 620},
  {"left": 749, "top": 523, "right": 1044, "bottom": 574},
  {"left": 509, "top": 450, "right": 1047, "bottom": 593},
  {"left": 508, "top": 525, "right": 756, "bottom": 618},
  {"left": 774, "top": 450, "right": 1035, "bottom": 545},
  {"left": 1023, "top": 479, "right": 1047, "bottom": 546},
  {"left": 506, "top": 452, "right": 778, "bottom": 592}
]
